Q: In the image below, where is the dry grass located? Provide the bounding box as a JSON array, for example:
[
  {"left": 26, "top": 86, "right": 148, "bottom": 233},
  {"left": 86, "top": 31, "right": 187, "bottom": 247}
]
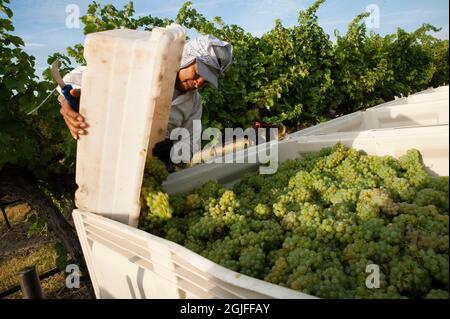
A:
[
  {"left": 0, "top": 243, "right": 60, "bottom": 298},
  {"left": 0, "top": 203, "right": 30, "bottom": 226},
  {"left": 0, "top": 203, "right": 93, "bottom": 299}
]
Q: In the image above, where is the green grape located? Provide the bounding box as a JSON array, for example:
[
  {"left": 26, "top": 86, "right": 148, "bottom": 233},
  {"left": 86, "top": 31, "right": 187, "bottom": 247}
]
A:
[
  {"left": 187, "top": 216, "right": 225, "bottom": 240},
  {"left": 139, "top": 145, "right": 449, "bottom": 299},
  {"left": 254, "top": 203, "right": 272, "bottom": 218},
  {"left": 427, "top": 176, "right": 449, "bottom": 194},
  {"left": 389, "top": 256, "right": 431, "bottom": 295},
  {"left": 399, "top": 149, "right": 431, "bottom": 188},
  {"left": 355, "top": 285, "right": 405, "bottom": 299},
  {"left": 185, "top": 193, "right": 202, "bottom": 210},
  {"left": 144, "top": 190, "right": 172, "bottom": 222},
  {"left": 265, "top": 257, "right": 290, "bottom": 285},
  {"left": 170, "top": 193, "right": 187, "bottom": 216},
  {"left": 239, "top": 247, "right": 266, "bottom": 278},
  {"left": 419, "top": 249, "right": 449, "bottom": 288},
  {"left": 143, "top": 155, "right": 169, "bottom": 184},
  {"left": 414, "top": 188, "right": 449, "bottom": 211},
  {"left": 329, "top": 188, "right": 359, "bottom": 205},
  {"left": 139, "top": 157, "right": 173, "bottom": 225}
]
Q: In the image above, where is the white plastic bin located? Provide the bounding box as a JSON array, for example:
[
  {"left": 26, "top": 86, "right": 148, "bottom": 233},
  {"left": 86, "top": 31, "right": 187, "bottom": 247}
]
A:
[
  {"left": 368, "top": 85, "right": 448, "bottom": 110},
  {"left": 198, "top": 90, "right": 448, "bottom": 182},
  {"left": 409, "top": 85, "right": 449, "bottom": 96},
  {"left": 73, "top": 209, "right": 315, "bottom": 299},
  {"left": 288, "top": 102, "right": 448, "bottom": 138},
  {"left": 74, "top": 125, "right": 449, "bottom": 298},
  {"left": 288, "top": 86, "right": 448, "bottom": 138},
  {"left": 75, "top": 25, "right": 185, "bottom": 227}
]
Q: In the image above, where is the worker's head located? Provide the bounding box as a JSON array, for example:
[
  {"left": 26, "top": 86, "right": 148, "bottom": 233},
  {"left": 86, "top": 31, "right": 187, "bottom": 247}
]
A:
[{"left": 176, "top": 35, "right": 233, "bottom": 92}]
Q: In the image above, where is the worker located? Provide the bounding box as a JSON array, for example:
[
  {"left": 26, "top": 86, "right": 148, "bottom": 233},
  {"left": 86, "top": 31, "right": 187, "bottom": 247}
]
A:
[{"left": 57, "top": 34, "right": 233, "bottom": 166}]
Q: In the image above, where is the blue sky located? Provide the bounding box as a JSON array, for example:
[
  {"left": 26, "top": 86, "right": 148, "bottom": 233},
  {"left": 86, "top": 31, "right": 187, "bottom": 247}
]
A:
[{"left": 7, "top": 0, "right": 449, "bottom": 76}]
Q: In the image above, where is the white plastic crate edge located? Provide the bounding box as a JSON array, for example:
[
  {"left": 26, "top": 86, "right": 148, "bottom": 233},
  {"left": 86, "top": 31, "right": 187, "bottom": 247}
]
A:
[
  {"left": 369, "top": 85, "right": 448, "bottom": 110},
  {"left": 288, "top": 85, "right": 449, "bottom": 139},
  {"left": 410, "top": 85, "right": 448, "bottom": 96},
  {"left": 304, "top": 101, "right": 449, "bottom": 137},
  {"left": 360, "top": 102, "right": 448, "bottom": 131},
  {"left": 72, "top": 209, "right": 316, "bottom": 299},
  {"left": 75, "top": 24, "right": 185, "bottom": 228}
]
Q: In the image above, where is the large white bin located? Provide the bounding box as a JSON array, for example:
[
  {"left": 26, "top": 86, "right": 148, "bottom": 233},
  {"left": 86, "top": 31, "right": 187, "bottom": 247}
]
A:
[
  {"left": 75, "top": 25, "right": 185, "bottom": 227},
  {"left": 192, "top": 86, "right": 448, "bottom": 165},
  {"left": 74, "top": 125, "right": 449, "bottom": 298},
  {"left": 288, "top": 86, "right": 448, "bottom": 138},
  {"left": 73, "top": 209, "right": 315, "bottom": 299},
  {"left": 367, "top": 85, "right": 448, "bottom": 109}
]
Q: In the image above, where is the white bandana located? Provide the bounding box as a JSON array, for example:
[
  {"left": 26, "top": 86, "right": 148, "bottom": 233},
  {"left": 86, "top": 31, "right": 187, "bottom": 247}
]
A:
[{"left": 180, "top": 34, "right": 233, "bottom": 76}]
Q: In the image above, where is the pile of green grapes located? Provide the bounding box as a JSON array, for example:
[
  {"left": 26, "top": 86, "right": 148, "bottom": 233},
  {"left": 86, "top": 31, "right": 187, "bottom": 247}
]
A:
[{"left": 139, "top": 144, "right": 449, "bottom": 299}]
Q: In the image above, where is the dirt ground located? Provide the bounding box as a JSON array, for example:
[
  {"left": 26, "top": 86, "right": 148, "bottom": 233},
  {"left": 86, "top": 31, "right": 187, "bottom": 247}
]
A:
[{"left": 0, "top": 203, "right": 94, "bottom": 299}]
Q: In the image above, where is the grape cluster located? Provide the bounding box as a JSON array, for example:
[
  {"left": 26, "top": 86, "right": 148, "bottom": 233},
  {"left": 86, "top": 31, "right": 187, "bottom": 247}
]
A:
[
  {"left": 139, "top": 144, "right": 449, "bottom": 299},
  {"left": 139, "top": 156, "right": 173, "bottom": 227}
]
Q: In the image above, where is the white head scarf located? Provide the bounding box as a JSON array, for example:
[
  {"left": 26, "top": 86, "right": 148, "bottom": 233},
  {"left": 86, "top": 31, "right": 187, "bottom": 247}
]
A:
[{"left": 180, "top": 35, "right": 233, "bottom": 81}]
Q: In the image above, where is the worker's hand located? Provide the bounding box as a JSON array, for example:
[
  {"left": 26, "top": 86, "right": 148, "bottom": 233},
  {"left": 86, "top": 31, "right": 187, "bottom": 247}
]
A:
[{"left": 59, "top": 89, "right": 88, "bottom": 140}]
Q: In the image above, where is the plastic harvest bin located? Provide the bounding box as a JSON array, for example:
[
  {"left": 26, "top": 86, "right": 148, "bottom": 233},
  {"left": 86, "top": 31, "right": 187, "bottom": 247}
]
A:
[
  {"left": 74, "top": 25, "right": 185, "bottom": 227},
  {"left": 73, "top": 124, "right": 449, "bottom": 298},
  {"left": 192, "top": 86, "right": 448, "bottom": 164},
  {"left": 368, "top": 85, "right": 448, "bottom": 110},
  {"left": 288, "top": 86, "right": 448, "bottom": 138}
]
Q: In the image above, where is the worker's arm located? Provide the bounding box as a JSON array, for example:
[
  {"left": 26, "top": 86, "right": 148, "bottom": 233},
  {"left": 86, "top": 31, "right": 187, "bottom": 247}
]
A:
[{"left": 56, "top": 66, "right": 87, "bottom": 139}]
